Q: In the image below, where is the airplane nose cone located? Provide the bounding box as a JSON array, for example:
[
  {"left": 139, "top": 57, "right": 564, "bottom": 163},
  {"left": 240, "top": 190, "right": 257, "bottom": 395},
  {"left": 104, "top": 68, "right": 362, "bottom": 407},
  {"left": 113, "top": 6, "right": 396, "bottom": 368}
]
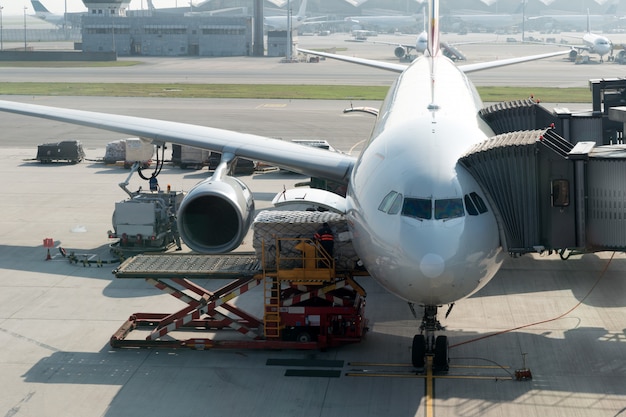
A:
[{"left": 420, "top": 253, "right": 445, "bottom": 278}]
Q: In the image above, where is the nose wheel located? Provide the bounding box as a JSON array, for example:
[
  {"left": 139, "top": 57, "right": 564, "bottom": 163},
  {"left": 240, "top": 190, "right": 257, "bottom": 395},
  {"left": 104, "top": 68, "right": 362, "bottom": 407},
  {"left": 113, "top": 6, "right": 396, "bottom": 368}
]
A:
[{"left": 410, "top": 305, "right": 450, "bottom": 371}]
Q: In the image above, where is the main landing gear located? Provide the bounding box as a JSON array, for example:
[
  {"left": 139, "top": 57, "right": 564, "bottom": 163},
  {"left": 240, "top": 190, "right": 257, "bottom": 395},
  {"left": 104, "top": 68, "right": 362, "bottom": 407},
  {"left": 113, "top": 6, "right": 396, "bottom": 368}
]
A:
[{"left": 409, "top": 304, "right": 450, "bottom": 372}]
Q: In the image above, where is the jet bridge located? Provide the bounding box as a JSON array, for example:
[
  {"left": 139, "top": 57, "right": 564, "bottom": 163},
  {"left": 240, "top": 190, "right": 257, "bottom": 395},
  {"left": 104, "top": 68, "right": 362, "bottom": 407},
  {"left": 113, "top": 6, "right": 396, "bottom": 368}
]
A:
[{"left": 459, "top": 127, "right": 626, "bottom": 256}]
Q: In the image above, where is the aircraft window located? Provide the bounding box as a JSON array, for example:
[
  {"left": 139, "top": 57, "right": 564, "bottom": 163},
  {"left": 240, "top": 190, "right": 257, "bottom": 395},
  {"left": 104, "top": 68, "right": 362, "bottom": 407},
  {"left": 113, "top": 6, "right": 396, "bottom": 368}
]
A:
[
  {"left": 388, "top": 193, "right": 403, "bottom": 215},
  {"left": 401, "top": 198, "right": 432, "bottom": 220},
  {"left": 470, "top": 192, "right": 488, "bottom": 214},
  {"left": 464, "top": 194, "right": 479, "bottom": 216},
  {"left": 434, "top": 198, "right": 465, "bottom": 220},
  {"left": 552, "top": 179, "right": 570, "bottom": 207},
  {"left": 378, "top": 191, "right": 398, "bottom": 213}
]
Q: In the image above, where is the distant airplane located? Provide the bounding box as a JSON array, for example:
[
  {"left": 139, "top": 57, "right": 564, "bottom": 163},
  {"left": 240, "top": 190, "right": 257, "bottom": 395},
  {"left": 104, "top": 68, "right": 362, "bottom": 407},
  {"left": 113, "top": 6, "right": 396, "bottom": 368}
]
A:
[
  {"left": 370, "top": 14, "right": 466, "bottom": 62},
  {"left": 568, "top": 11, "right": 613, "bottom": 63},
  {"left": 442, "top": 12, "right": 522, "bottom": 32},
  {"left": 30, "top": 0, "right": 68, "bottom": 28},
  {"left": 538, "top": 11, "right": 614, "bottom": 63},
  {"left": 0, "top": 0, "right": 570, "bottom": 369},
  {"left": 344, "top": 14, "right": 422, "bottom": 32},
  {"left": 574, "top": 32, "right": 613, "bottom": 63},
  {"left": 527, "top": 2, "right": 619, "bottom": 32},
  {"left": 264, "top": 0, "right": 324, "bottom": 30}
]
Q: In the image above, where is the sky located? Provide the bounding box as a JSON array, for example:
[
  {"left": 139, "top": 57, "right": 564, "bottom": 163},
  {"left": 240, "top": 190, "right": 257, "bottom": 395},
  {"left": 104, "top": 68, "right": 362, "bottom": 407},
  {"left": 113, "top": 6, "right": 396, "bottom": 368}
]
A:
[{"left": 0, "top": 0, "right": 181, "bottom": 16}]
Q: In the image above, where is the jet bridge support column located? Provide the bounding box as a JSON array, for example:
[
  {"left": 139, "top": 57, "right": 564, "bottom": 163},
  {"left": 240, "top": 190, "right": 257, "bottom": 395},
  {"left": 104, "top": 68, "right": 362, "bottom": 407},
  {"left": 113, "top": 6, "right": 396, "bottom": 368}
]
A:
[{"left": 568, "top": 142, "right": 595, "bottom": 248}]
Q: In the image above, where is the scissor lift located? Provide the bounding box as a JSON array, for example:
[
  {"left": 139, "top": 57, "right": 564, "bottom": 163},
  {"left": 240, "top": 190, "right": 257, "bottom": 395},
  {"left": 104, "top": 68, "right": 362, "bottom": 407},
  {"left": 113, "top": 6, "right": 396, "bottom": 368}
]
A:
[{"left": 110, "top": 238, "right": 367, "bottom": 350}]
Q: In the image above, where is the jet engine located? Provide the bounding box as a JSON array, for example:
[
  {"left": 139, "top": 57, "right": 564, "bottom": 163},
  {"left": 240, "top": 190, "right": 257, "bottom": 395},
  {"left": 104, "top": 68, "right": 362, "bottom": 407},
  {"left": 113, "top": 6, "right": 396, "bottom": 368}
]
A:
[
  {"left": 177, "top": 175, "right": 254, "bottom": 253},
  {"left": 394, "top": 46, "right": 407, "bottom": 59},
  {"left": 569, "top": 49, "right": 578, "bottom": 62}
]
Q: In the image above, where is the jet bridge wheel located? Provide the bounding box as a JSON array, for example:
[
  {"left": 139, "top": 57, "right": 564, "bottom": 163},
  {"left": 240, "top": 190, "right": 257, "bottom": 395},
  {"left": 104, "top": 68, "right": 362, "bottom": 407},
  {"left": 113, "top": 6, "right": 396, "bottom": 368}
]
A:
[
  {"left": 412, "top": 334, "right": 426, "bottom": 368},
  {"left": 433, "top": 335, "right": 449, "bottom": 372}
]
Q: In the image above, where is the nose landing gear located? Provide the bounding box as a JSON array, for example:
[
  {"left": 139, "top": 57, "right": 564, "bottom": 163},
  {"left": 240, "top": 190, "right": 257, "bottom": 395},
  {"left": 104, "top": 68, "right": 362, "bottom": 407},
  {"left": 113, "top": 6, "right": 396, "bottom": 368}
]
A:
[{"left": 410, "top": 304, "right": 450, "bottom": 371}]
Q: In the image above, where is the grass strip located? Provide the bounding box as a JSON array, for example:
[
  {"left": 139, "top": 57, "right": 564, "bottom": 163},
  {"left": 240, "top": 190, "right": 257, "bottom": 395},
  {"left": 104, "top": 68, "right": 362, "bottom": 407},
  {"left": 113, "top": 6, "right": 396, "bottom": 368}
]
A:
[{"left": 0, "top": 82, "right": 591, "bottom": 102}]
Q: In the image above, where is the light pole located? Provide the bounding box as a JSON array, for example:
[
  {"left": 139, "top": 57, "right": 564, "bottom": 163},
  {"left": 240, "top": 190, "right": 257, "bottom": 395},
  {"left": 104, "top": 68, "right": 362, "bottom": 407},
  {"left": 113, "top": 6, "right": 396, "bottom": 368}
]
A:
[
  {"left": 286, "top": 0, "right": 292, "bottom": 60},
  {"left": 0, "top": 6, "right": 4, "bottom": 51},
  {"left": 23, "top": 6, "right": 27, "bottom": 51}
]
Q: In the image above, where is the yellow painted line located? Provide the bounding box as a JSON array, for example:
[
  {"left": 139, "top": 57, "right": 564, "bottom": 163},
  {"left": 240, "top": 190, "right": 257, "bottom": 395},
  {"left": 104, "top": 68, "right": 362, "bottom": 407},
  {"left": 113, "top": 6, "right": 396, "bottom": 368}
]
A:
[
  {"left": 349, "top": 140, "right": 365, "bottom": 155},
  {"left": 426, "top": 356, "right": 434, "bottom": 417}
]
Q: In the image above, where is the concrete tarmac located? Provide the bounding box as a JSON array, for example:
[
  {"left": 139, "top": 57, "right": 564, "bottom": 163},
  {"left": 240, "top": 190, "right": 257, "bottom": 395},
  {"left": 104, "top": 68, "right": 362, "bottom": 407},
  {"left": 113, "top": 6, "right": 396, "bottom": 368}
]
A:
[{"left": 1, "top": 39, "right": 626, "bottom": 417}]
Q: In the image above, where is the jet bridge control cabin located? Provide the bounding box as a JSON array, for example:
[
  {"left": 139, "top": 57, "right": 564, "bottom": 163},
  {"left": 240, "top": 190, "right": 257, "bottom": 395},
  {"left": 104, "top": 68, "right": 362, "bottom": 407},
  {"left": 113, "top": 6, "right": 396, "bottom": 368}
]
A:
[{"left": 462, "top": 78, "right": 626, "bottom": 256}]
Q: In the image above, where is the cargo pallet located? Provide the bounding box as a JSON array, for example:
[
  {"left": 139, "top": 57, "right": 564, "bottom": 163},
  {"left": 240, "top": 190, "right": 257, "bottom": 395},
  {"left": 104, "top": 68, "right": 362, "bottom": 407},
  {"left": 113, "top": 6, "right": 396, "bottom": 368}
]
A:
[{"left": 110, "top": 238, "right": 368, "bottom": 350}]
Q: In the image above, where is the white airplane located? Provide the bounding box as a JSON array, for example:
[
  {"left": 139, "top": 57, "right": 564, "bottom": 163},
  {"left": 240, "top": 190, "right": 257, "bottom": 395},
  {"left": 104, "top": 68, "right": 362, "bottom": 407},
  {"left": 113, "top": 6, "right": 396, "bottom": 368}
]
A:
[
  {"left": 372, "top": 29, "right": 466, "bottom": 61},
  {"left": 0, "top": 0, "right": 569, "bottom": 370},
  {"left": 541, "top": 11, "right": 613, "bottom": 63},
  {"left": 372, "top": 31, "right": 428, "bottom": 59},
  {"left": 264, "top": 0, "right": 322, "bottom": 30},
  {"left": 344, "top": 14, "right": 422, "bottom": 32},
  {"left": 30, "top": 0, "right": 68, "bottom": 28},
  {"left": 578, "top": 31, "right": 613, "bottom": 62}
]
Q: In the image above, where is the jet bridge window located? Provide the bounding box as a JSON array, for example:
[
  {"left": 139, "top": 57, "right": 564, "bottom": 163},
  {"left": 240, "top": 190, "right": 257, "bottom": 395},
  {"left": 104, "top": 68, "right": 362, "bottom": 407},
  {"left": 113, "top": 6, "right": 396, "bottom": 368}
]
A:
[
  {"left": 401, "top": 198, "right": 432, "bottom": 220},
  {"left": 434, "top": 198, "right": 465, "bottom": 220},
  {"left": 378, "top": 191, "right": 403, "bottom": 214},
  {"left": 552, "top": 179, "right": 570, "bottom": 207}
]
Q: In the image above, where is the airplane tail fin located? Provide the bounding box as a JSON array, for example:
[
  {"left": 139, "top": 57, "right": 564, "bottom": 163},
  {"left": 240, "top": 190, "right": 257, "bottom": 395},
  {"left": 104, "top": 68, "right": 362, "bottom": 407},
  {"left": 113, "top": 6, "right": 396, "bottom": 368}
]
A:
[
  {"left": 427, "top": 0, "right": 440, "bottom": 57},
  {"left": 31, "top": 0, "right": 50, "bottom": 14},
  {"left": 586, "top": 8, "right": 591, "bottom": 33},
  {"left": 297, "top": 0, "right": 307, "bottom": 18}
]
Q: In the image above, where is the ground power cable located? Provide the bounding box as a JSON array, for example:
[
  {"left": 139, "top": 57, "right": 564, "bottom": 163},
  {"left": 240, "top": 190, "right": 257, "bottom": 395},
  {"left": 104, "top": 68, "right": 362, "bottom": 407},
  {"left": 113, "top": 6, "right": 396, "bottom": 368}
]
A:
[{"left": 449, "top": 251, "right": 615, "bottom": 349}]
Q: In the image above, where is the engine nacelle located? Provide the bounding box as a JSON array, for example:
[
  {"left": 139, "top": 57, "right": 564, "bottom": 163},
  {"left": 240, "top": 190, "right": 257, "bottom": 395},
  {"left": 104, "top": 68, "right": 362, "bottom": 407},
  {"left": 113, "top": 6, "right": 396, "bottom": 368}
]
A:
[
  {"left": 394, "top": 46, "right": 407, "bottom": 59},
  {"left": 569, "top": 49, "right": 578, "bottom": 61},
  {"left": 177, "top": 176, "right": 254, "bottom": 253}
]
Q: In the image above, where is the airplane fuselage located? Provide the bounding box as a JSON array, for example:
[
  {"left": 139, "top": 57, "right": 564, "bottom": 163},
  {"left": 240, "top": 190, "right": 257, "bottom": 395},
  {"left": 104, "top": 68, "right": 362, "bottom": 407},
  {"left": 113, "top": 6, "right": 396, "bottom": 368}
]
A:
[
  {"left": 346, "top": 55, "right": 504, "bottom": 306},
  {"left": 583, "top": 32, "right": 612, "bottom": 58}
]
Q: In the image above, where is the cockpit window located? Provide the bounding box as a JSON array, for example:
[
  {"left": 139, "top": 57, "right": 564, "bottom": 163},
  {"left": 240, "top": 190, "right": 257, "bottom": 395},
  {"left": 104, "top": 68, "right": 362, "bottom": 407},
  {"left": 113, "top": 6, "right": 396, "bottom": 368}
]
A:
[
  {"left": 470, "top": 192, "right": 488, "bottom": 213},
  {"left": 434, "top": 198, "right": 465, "bottom": 220},
  {"left": 388, "top": 193, "right": 403, "bottom": 214},
  {"left": 402, "top": 198, "right": 432, "bottom": 220},
  {"left": 378, "top": 191, "right": 398, "bottom": 213},
  {"left": 464, "top": 194, "right": 479, "bottom": 216}
]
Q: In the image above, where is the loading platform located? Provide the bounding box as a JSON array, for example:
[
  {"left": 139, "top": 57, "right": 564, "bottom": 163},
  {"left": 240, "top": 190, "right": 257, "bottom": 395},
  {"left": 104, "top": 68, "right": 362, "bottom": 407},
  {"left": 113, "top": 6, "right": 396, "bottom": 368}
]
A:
[{"left": 110, "top": 238, "right": 368, "bottom": 350}]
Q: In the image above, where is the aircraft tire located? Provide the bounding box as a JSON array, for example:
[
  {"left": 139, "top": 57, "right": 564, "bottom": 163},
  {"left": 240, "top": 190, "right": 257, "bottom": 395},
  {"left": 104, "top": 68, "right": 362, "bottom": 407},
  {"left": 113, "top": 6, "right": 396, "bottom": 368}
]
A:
[
  {"left": 412, "top": 334, "right": 426, "bottom": 368},
  {"left": 433, "top": 335, "right": 449, "bottom": 372}
]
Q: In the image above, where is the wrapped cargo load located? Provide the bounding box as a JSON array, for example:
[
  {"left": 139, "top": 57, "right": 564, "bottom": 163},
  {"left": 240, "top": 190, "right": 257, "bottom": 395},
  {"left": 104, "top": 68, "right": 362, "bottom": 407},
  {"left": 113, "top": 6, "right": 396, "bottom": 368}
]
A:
[{"left": 253, "top": 210, "right": 359, "bottom": 271}]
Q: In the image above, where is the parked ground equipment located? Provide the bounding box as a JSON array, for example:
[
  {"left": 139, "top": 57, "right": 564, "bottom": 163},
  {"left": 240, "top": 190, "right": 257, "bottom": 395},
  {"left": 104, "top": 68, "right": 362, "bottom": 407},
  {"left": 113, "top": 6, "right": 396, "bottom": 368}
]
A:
[
  {"left": 110, "top": 234, "right": 368, "bottom": 351},
  {"left": 108, "top": 160, "right": 184, "bottom": 255},
  {"left": 36, "top": 140, "right": 85, "bottom": 164}
]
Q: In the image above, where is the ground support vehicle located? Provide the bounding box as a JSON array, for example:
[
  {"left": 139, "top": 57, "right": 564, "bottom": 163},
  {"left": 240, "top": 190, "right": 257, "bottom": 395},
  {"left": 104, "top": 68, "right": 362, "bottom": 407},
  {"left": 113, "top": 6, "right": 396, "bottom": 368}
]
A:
[
  {"left": 110, "top": 238, "right": 368, "bottom": 350},
  {"left": 108, "top": 190, "right": 184, "bottom": 255}
]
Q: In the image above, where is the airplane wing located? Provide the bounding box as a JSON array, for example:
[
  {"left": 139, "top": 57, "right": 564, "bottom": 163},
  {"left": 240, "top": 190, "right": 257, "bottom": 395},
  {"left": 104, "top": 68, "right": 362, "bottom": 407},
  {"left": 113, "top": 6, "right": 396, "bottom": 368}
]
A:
[
  {"left": 0, "top": 99, "right": 356, "bottom": 183},
  {"left": 298, "top": 48, "right": 407, "bottom": 72},
  {"left": 298, "top": 47, "right": 571, "bottom": 74},
  {"left": 371, "top": 40, "right": 416, "bottom": 52},
  {"left": 457, "top": 49, "right": 571, "bottom": 73}
]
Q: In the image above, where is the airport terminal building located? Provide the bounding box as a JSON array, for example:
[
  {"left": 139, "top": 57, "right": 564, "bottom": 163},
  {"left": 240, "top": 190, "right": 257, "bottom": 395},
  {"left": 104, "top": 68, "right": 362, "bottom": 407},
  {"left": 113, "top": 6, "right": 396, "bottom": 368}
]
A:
[
  {"left": 82, "top": 15, "right": 253, "bottom": 57},
  {"left": 80, "top": 0, "right": 253, "bottom": 56}
]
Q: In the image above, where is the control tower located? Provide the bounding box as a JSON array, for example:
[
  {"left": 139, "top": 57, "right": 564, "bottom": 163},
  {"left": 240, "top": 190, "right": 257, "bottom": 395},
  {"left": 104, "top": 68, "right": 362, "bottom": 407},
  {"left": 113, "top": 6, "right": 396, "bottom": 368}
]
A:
[{"left": 82, "top": 0, "right": 131, "bottom": 17}]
